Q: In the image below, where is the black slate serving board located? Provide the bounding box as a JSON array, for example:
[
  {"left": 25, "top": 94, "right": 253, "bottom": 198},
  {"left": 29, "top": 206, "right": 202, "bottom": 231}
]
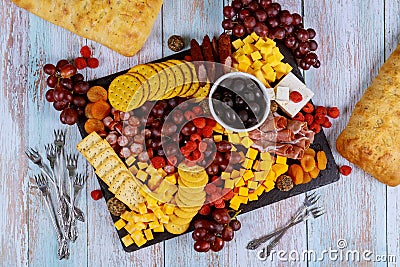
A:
[{"left": 77, "top": 42, "right": 340, "bottom": 252}]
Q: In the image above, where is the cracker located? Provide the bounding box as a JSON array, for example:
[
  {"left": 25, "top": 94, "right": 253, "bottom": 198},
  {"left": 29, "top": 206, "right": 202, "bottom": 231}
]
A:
[
  {"left": 115, "top": 178, "right": 143, "bottom": 210},
  {"left": 76, "top": 132, "right": 102, "bottom": 155},
  {"left": 95, "top": 156, "right": 123, "bottom": 182},
  {"left": 101, "top": 165, "right": 127, "bottom": 186},
  {"left": 162, "top": 61, "right": 185, "bottom": 99},
  {"left": 149, "top": 63, "right": 168, "bottom": 100},
  {"left": 155, "top": 62, "right": 176, "bottom": 99},
  {"left": 90, "top": 147, "right": 120, "bottom": 169},
  {"left": 85, "top": 139, "right": 111, "bottom": 160},
  {"left": 128, "top": 64, "right": 160, "bottom": 100},
  {"left": 108, "top": 74, "right": 143, "bottom": 112},
  {"left": 126, "top": 72, "right": 150, "bottom": 107},
  {"left": 164, "top": 221, "right": 190, "bottom": 235}
]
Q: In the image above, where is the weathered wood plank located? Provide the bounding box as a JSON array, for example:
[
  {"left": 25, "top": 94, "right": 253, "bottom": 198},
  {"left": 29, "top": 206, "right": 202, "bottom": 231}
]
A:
[
  {"left": 384, "top": 0, "right": 400, "bottom": 264},
  {"left": 85, "top": 9, "right": 165, "bottom": 267},
  {"left": 0, "top": 1, "right": 29, "bottom": 266},
  {"left": 304, "top": 0, "right": 388, "bottom": 266}
]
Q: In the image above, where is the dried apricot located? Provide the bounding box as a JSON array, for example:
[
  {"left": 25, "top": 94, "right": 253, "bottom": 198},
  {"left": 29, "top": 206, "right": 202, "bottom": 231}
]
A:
[
  {"left": 304, "top": 148, "right": 316, "bottom": 157},
  {"left": 84, "top": 118, "right": 105, "bottom": 134},
  {"left": 309, "top": 167, "right": 320, "bottom": 179},
  {"left": 91, "top": 100, "right": 111, "bottom": 120},
  {"left": 316, "top": 151, "right": 328, "bottom": 170},
  {"left": 300, "top": 154, "right": 316, "bottom": 172},
  {"left": 84, "top": 103, "right": 94, "bottom": 119},
  {"left": 87, "top": 86, "right": 108, "bottom": 102},
  {"left": 303, "top": 172, "right": 312, "bottom": 183},
  {"left": 288, "top": 164, "right": 304, "bottom": 185}
]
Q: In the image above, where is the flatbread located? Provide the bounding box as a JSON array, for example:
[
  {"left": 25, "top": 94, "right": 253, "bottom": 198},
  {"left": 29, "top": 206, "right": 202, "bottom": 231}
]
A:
[
  {"left": 12, "top": 0, "right": 163, "bottom": 57},
  {"left": 336, "top": 43, "right": 400, "bottom": 187}
]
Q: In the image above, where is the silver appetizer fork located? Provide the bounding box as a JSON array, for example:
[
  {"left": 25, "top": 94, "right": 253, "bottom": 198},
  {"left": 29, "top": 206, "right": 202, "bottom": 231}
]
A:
[
  {"left": 67, "top": 173, "right": 87, "bottom": 241},
  {"left": 259, "top": 206, "right": 326, "bottom": 259},
  {"left": 25, "top": 148, "right": 55, "bottom": 184},
  {"left": 246, "top": 192, "right": 321, "bottom": 250},
  {"left": 34, "top": 174, "right": 70, "bottom": 260},
  {"left": 66, "top": 154, "right": 85, "bottom": 222}
]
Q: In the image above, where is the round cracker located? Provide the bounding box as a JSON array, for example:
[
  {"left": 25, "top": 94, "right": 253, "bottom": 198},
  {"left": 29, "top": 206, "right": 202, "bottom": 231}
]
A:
[
  {"left": 162, "top": 61, "right": 185, "bottom": 98},
  {"left": 192, "top": 82, "right": 211, "bottom": 99},
  {"left": 180, "top": 62, "right": 200, "bottom": 97},
  {"left": 128, "top": 64, "right": 160, "bottom": 100},
  {"left": 168, "top": 214, "right": 193, "bottom": 225},
  {"left": 179, "top": 185, "right": 204, "bottom": 195},
  {"left": 164, "top": 221, "right": 190, "bottom": 235},
  {"left": 127, "top": 72, "right": 150, "bottom": 107},
  {"left": 108, "top": 74, "right": 144, "bottom": 112},
  {"left": 178, "top": 176, "right": 208, "bottom": 189},
  {"left": 174, "top": 207, "right": 199, "bottom": 219},
  {"left": 175, "top": 193, "right": 202, "bottom": 209},
  {"left": 148, "top": 63, "right": 168, "bottom": 101},
  {"left": 178, "top": 189, "right": 206, "bottom": 202},
  {"left": 167, "top": 59, "right": 193, "bottom": 97},
  {"left": 177, "top": 190, "right": 206, "bottom": 207},
  {"left": 156, "top": 62, "right": 176, "bottom": 99}
]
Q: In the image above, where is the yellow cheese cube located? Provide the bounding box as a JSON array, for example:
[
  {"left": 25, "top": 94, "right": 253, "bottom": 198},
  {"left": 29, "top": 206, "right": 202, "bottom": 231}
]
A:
[
  {"left": 165, "top": 175, "right": 177, "bottom": 184},
  {"left": 248, "top": 181, "right": 259, "bottom": 190},
  {"left": 243, "top": 170, "right": 254, "bottom": 181},
  {"left": 276, "top": 71, "right": 286, "bottom": 80},
  {"left": 224, "top": 179, "right": 235, "bottom": 189},
  {"left": 149, "top": 220, "right": 160, "bottom": 229},
  {"left": 213, "top": 135, "right": 223, "bottom": 142},
  {"left": 233, "top": 47, "right": 245, "bottom": 58},
  {"left": 241, "top": 136, "right": 254, "bottom": 148},
  {"left": 239, "top": 187, "right": 249, "bottom": 197},
  {"left": 243, "top": 43, "right": 257, "bottom": 54},
  {"left": 144, "top": 229, "right": 154, "bottom": 241},
  {"left": 259, "top": 160, "right": 272, "bottom": 171},
  {"left": 260, "top": 45, "right": 273, "bottom": 57},
  {"left": 254, "top": 185, "right": 265, "bottom": 196},
  {"left": 153, "top": 208, "right": 165, "bottom": 219},
  {"left": 135, "top": 222, "right": 147, "bottom": 230},
  {"left": 246, "top": 148, "right": 259, "bottom": 160},
  {"left": 263, "top": 69, "right": 277, "bottom": 83},
  {"left": 136, "top": 170, "right": 148, "bottom": 182},
  {"left": 272, "top": 47, "right": 284, "bottom": 60},
  {"left": 138, "top": 203, "right": 147, "bottom": 214},
  {"left": 248, "top": 192, "right": 259, "bottom": 201},
  {"left": 125, "top": 156, "right": 136, "bottom": 167},
  {"left": 129, "top": 165, "right": 138, "bottom": 175},
  {"left": 157, "top": 168, "right": 168, "bottom": 177},
  {"left": 231, "top": 170, "right": 240, "bottom": 179},
  {"left": 137, "top": 162, "right": 148, "bottom": 170},
  {"left": 153, "top": 224, "right": 164, "bottom": 232},
  {"left": 275, "top": 156, "right": 287, "bottom": 165},
  {"left": 253, "top": 160, "right": 260, "bottom": 171},
  {"left": 238, "top": 131, "right": 248, "bottom": 138},
  {"left": 163, "top": 203, "right": 175, "bottom": 215},
  {"left": 238, "top": 54, "right": 252, "bottom": 65},
  {"left": 122, "top": 235, "right": 134, "bottom": 247},
  {"left": 247, "top": 67, "right": 256, "bottom": 75},
  {"left": 231, "top": 145, "right": 237, "bottom": 152},
  {"left": 265, "top": 38, "right": 275, "bottom": 45},
  {"left": 239, "top": 167, "right": 246, "bottom": 176},
  {"left": 213, "top": 123, "right": 225, "bottom": 133},
  {"left": 121, "top": 211, "right": 135, "bottom": 221},
  {"left": 272, "top": 164, "right": 288, "bottom": 177},
  {"left": 146, "top": 165, "right": 157, "bottom": 175},
  {"left": 143, "top": 213, "right": 157, "bottom": 222},
  {"left": 263, "top": 180, "right": 275, "bottom": 191},
  {"left": 266, "top": 170, "right": 276, "bottom": 182},
  {"left": 229, "top": 195, "right": 242, "bottom": 210},
  {"left": 145, "top": 195, "right": 158, "bottom": 208},
  {"left": 260, "top": 152, "right": 272, "bottom": 161},
  {"left": 114, "top": 219, "right": 127, "bottom": 230},
  {"left": 221, "top": 172, "right": 231, "bottom": 180},
  {"left": 243, "top": 35, "right": 255, "bottom": 44},
  {"left": 254, "top": 69, "right": 270, "bottom": 87},
  {"left": 238, "top": 62, "right": 251, "bottom": 72},
  {"left": 254, "top": 171, "right": 266, "bottom": 181},
  {"left": 131, "top": 230, "right": 147, "bottom": 247},
  {"left": 232, "top": 38, "right": 245, "bottom": 49},
  {"left": 242, "top": 158, "right": 254, "bottom": 169},
  {"left": 228, "top": 134, "right": 241, "bottom": 144},
  {"left": 238, "top": 195, "right": 248, "bottom": 204},
  {"left": 225, "top": 129, "right": 233, "bottom": 134},
  {"left": 254, "top": 38, "right": 266, "bottom": 50},
  {"left": 251, "top": 51, "right": 262, "bottom": 61},
  {"left": 124, "top": 222, "right": 138, "bottom": 234},
  {"left": 274, "top": 62, "right": 289, "bottom": 75},
  {"left": 235, "top": 178, "right": 245, "bottom": 187},
  {"left": 251, "top": 60, "right": 264, "bottom": 70},
  {"left": 250, "top": 32, "right": 260, "bottom": 41},
  {"left": 160, "top": 215, "right": 169, "bottom": 224}
]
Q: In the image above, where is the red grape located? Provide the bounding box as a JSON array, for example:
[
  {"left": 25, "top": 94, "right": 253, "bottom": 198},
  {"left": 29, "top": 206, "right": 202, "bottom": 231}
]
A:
[
  {"left": 59, "top": 64, "right": 77, "bottom": 78},
  {"left": 279, "top": 10, "right": 293, "bottom": 26},
  {"left": 254, "top": 9, "right": 267, "bottom": 22},
  {"left": 305, "top": 52, "right": 318, "bottom": 65},
  {"left": 260, "top": 0, "right": 272, "bottom": 9},
  {"left": 71, "top": 73, "right": 84, "bottom": 83},
  {"left": 247, "top": 1, "right": 259, "bottom": 12},
  {"left": 241, "top": 0, "right": 252, "bottom": 6},
  {"left": 211, "top": 237, "right": 225, "bottom": 252},
  {"left": 43, "top": 64, "right": 56, "bottom": 75},
  {"left": 63, "top": 90, "right": 73, "bottom": 103},
  {"left": 60, "top": 108, "right": 78, "bottom": 125},
  {"left": 72, "top": 95, "right": 87, "bottom": 107},
  {"left": 222, "top": 19, "right": 234, "bottom": 30},
  {"left": 243, "top": 16, "right": 257, "bottom": 28},
  {"left": 267, "top": 17, "right": 279, "bottom": 28},
  {"left": 203, "top": 233, "right": 216, "bottom": 243},
  {"left": 265, "top": 4, "right": 279, "bottom": 18},
  {"left": 292, "top": 13, "right": 302, "bottom": 25},
  {"left": 254, "top": 22, "right": 269, "bottom": 37},
  {"left": 273, "top": 26, "right": 286, "bottom": 40},
  {"left": 307, "top": 28, "right": 316, "bottom": 39},
  {"left": 238, "top": 9, "right": 251, "bottom": 21},
  {"left": 298, "top": 41, "right": 310, "bottom": 54},
  {"left": 314, "top": 60, "right": 321, "bottom": 68},
  {"left": 46, "top": 75, "right": 58, "bottom": 88},
  {"left": 53, "top": 101, "right": 68, "bottom": 111},
  {"left": 299, "top": 59, "right": 311, "bottom": 70},
  {"left": 296, "top": 28, "right": 309, "bottom": 42},
  {"left": 284, "top": 35, "right": 297, "bottom": 49},
  {"left": 223, "top": 6, "right": 236, "bottom": 19},
  {"left": 53, "top": 89, "right": 66, "bottom": 102},
  {"left": 61, "top": 78, "right": 73, "bottom": 90},
  {"left": 45, "top": 89, "right": 55, "bottom": 102},
  {"left": 284, "top": 25, "right": 294, "bottom": 34},
  {"left": 233, "top": 24, "right": 245, "bottom": 37},
  {"left": 232, "top": 0, "right": 243, "bottom": 11},
  {"left": 222, "top": 226, "right": 234, "bottom": 241},
  {"left": 309, "top": 40, "right": 318, "bottom": 51},
  {"left": 56, "top": 59, "right": 69, "bottom": 70},
  {"left": 294, "top": 48, "right": 303, "bottom": 59},
  {"left": 212, "top": 209, "right": 231, "bottom": 224},
  {"left": 194, "top": 241, "right": 211, "bottom": 252},
  {"left": 229, "top": 220, "right": 242, "bottom": 231},
  {"left": 73, "top": 81, "right": 90, "bottom": 94},
  {"left": 192, "top": 228, "right": 208, "bottom": 241}
]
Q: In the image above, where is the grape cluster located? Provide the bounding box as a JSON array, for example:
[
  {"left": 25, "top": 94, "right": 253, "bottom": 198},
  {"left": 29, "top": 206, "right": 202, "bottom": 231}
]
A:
[
  {"left": 192, "top": 208, "right": 241, "bottom": 252},
  {"left": 222, "top": 0, "right": 320, "bottom": 70},
  {"left": 44, "top": 60, "right": 90, "bottom": 125}
]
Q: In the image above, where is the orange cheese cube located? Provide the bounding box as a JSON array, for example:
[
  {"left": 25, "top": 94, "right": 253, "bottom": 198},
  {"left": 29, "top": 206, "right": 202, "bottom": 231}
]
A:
[
  {"left": 157, "top": 168, "right": 167, "bottom": 177},
  {"left": 232, "top": 38, "right": 245, "bottom": 49},
  {"left": 124, "top": 221, "right": 138, "bottom": 234},
  {"left": 229, "top": 195, "right": 242, "bottom": 210},
  {"left": 242, "top": 158, "right": 254, "bottom": 170},
  {"left": 138, "top": 203, "right": 147, "bottom": 214},
  {"left": 213, "top": 135, "right": 223, "bottom": 142},
  {"left": 238, "top": 62, "right": 251, "bottom": 72},
  {"left": 160, "top": 215, "right": 169, "bottom": 224},
  {"left": 238, "top": 187, "right": 249, "bottom": 197},
  {"left": 251, "top": 51, "right": 262, "bottom": 61},
  {"left": 121, "top": 211, "right": 135, "bottom": 221},
  {"left": 254, "top": 38, "right": 266, "bottom": 50},
  {"left": 266, "top": 170, "right": 276, "bottom": 182},
  {"left": 263, "top": 180, "right": 275, "bottom": 192},
  {"left": 255, "top": 69, "right": 270, "bottom": 87},
  {"left": 153, "top": 224, "right": 164, "bottom": 232},
  {"left": 122, "top": 235, "right": 134, "bottom": 247},
  {"left": 272, "top": 164, "right": 288, "bottom": 178},
  {"left": 243, "top": 170, "right": 254, "bottom": 181},
  {"left": 165, "top": 174, "right": 177, "bottom": 184},
  {"left": 238, "top": 195, "right": 248, "bottom": 204},
  {"left": 248, "top": 192, "right": 259, "bottom": 201},
  {"left": 114, "top": 219, "right": 127, "bottom": 230},
  {"left": 131, "top": 230, "right": 147, "bottom": 247},
  {"left": 243, "top": 43, "right": 257, "bottom": 54},
  {"left": 163, "top": 203, "right": 175, "bottom": 215},
  {"left": 275, "top": 156, "right": 287, "bottom": 165},
  {"left": 144, "top": 229, "right": 154, "bottom": 241}
]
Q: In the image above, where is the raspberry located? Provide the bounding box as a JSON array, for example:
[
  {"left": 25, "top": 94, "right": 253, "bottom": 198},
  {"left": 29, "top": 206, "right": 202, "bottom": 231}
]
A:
[
  {"left": 184, "top": 110, "right": 195, "bottom": 121},
  {"left": 211, "top": 176, "right": 223, "bottom": 187},
  {"left": 74, "top": 57, "right": 87, "bottom": 70},
  {"left": 202, "top": 126, "right": 213, "bottom": 137},
  {"left": 289, "top": 91, "right": 303, "bottom": 103},
  {"left": 322, "top": 117, "right": 332, "bottom": 128},
  {"left": 167, "top": 156, "right": 177, "bottom": 166},
  {"left": 151, "top": 156, "right": 166, "bottom": 169},
  {"left": 186, "top": 141, "right": 197, "bottom": 152},
  {"left": 198, "top": 141, "right": 207, "bottom": 152},
  {"left": 215, "top": 201, "right": 226, "bottom": 209},
  {"left": 90, "top": 190, "right": 103, "bottom": 200},
  {"left": 206, "top": 118, "right": 217, "bottom": 127},
  {"left": 190, "top": 134, "right": 202, "bottom": 142},
  {"left": 222, "top": 188, "right": 234, "bottom": 200},
  {"left": 193, "top": 117, "right": 206, "bottom": 129},
  {"left": 309, "top": 123, "right": 321, "bottom": 133},
  {"left": 315, "top": 106, "right": 327, "bottom": 116},
  {"left": 87, "top": 57, "right": 99, "bottom": 68},
  {"left": 302, "top": 102, "right": 315, "bottom": 113},
  {"left": 327, "top": 107, "right": 340, "bottom": 119},
  {"left": 180, "top": 146, "right": 192, "bottom": 157},
  {"left": 314, "top": 114, "right": 326, "bottom": 125},
  {"left": 214, "top": 197, "right": 224, "bottom": 205},
  {"left": 339, "top": 165, "right": 352, "bottom": 176},
  {"left": 199, "top": 205, "right": 211, "bottom": 215},
  {"left": 293, "top": 112, "right": 305, "bottom": 122},
  {"left": 192, "top": 106, "right": 203, "bottom": 115},
  {"left": 80, "top": 45, "right": 92, "bottom": 58},
  {"left": 192, "top": 149, "right": 202, "bottom": 161},
  {"left": 304, "top": 113, "right": 314, "bottom": 125},
  {"left": 205, "top": 183, "right": 217, "bottom": 194}
]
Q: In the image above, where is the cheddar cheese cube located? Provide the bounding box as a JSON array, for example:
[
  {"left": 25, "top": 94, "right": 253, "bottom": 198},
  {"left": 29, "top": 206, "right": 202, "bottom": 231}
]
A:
[
  {"left": 243, "top": 35, "right": 254, "bottom": 44},
  {"left": 266, "top": 170, "right": 276, "bottom": 182},
  {"left": 122, "top": 235, "right": 134, "bottom": 247},
  {"left": 272, "top": 164, "right": 288, "bottom": 177},
  {"left": 228, "top": 134, "right": 241, "bottom": 144},
  {"left": 224, "top": 179, "right": 235, "bottom": 189},
  {"left": 255, "top": 69, "right": 270, "bottom": 87},
  {"left": 250, "top": 32, "right": 260, "bottom": 41},
  {"left": 260, "top": 152, "right": 272, "bottom": 161},
  {"left": 153, "top": 224, "right": 164, "bottom": 232},
  {"left": 254, "top": 185, "right": 265, "bottom": 196},
  {"left": 165, "top": 174, "right": 177, "bottom": 184},
  {"left": 248, "top": 181, "right": 259, "bottom": 190},
  {"left": 229, "top": 195, "right": 242, "bottom": 210},
  {"left": 259, "top": 160, "right": 272, "bottom": 171},
  {"left": 213, "top": 135, "right": 223, "bottom": 142},
  {"left": 239, "top": 187, "right": 249, "bottom": 197},
  {"left": 238, "top": 195, "right": 248, "bottom": 204},
  {"left": 246, "top": 148, "right": 259, "bottom": 160},
  {"left": 248, "top": 192, "right": 259, "bottom": 201},
  {"left": 243, "top": 43, "right": 257, "bottom": 54},
  {"left": 121, "top": 211, "right": 135, "bottom": 221},
  {"left": 149, "top": 220, "right": 160, "bottom": 229},
  {"left": 238, "top": 62, "right": 251, "bottom": 72},
  {"left": 125, "top": 222, "right": 138, "bottom": 234},
  {"left": 160, "top": 215, "right": 169, "bottom": 224},
  {"left": 238, "top": 131, "right": 248, "bottom": 138},
  {"left": 144, "top": 229, "right": 154, "bottom": 241},
  {"left": 137, "top": 162, "right": 148, "bottom": 170},
  {"left": 275, "top": 156, "right": 287, "bottom": 165},
  {"left": 135, "top": 222, "right": 147, "bottom": 230},
  {"left": 235, "top": 178, "right": 245, "bottom": 187},
  {"left": 254, "top": 38, "right": 266, "bottom": 50},
  {"left": 254, "top": 171, "right": 267, "bottom": 181},
  {"left": 263, "top": 180, "right": 275, "bottom": 192},
  {"left": 136, "top": 170, "right": 148, "bottom": 182},
  {"left": 221, "top": 172, "right": 231, "bottom": 180},
  {"left": 241, "top": 137, "right": 254, "bottom": 148},
  {"left": 238, "top": 55, "right": 252, "bottom": 65},
  {"left": 125, "top": 156, "right": 136, "bottom": 167},
  {"left": 163, "top": 203, "right": 175, "bottom": 215},
  {"left": 242, "top": 158, "right": 253, "bottom": 169},
  {"left": 114, "top": 219, "right": 127, "bottom": 230},
  {"left": 138, "top": 203, "right": 147, "bottom": 214},
  {"left": 232, "top": 39, "right": 245, "bottom": 49},
  {"left": 251, "top": 51, "right": 262, "bottom": 61},
  {"left": 131, "top": 230, "right": 147, "bottom": 247},
  {"left": 243, "top": 170, "right": 254, "bottom": 181}
]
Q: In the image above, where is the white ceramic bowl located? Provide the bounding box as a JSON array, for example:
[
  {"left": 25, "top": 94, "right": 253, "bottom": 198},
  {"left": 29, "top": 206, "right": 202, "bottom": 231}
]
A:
[{"left": 208, "top": 72, "right": 271, "bottom": 132}]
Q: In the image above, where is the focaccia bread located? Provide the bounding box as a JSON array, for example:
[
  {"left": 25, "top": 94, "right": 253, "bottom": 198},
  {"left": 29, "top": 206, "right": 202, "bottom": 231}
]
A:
[
  {"left": 336, "top": 43, "right": 400, "bottom": 187},
  {"left": 12, "top": 0, "right": 163, "bottom": 57}
]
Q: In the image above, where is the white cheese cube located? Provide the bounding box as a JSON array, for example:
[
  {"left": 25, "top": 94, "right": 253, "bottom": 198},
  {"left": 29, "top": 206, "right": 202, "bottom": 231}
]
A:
[
  {"left": 275, "top": 87, "right": 289, "bottom": 103},
  {"left": 265, "top": 88, "right": 275, "bottom": 101}
]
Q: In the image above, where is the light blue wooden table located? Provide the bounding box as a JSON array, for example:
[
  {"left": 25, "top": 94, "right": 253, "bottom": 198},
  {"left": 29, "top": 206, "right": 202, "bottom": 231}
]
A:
[{"left": 0, "top": 0, "right": 399, "bottom": 266}]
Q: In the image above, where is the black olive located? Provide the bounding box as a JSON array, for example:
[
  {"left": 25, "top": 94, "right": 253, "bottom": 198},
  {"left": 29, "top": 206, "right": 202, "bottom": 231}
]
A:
[
  {"left": 212, "top": 92, "right": 222, "bottom": 100},
  {"left": 233, "top": 78, "right": 246, "bottom": 92},
  {"left": 248, "top": 102, "right": 260, "bottom": 115},
  {"left": 223, "top": 90, "right": 233, "bottom": 98},
  {"left": 222, "top": 97, "right": 234, "bottom": 107},
  {"left": 243, "top": 90, "right": 256, "bottom": 102},
  {"left": 238, "top": 110, "right": 249, "bottom": 122},
  {"left": 235, "top": 95, "right": 245, "bottom": 107}
]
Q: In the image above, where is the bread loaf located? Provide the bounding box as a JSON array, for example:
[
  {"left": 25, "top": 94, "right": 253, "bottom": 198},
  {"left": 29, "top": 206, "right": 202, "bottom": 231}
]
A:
[
  {"left": 336, "top": 44, "right": 400, "bottom": 187},
  {"left": 12, "top": 0, "right": 163, "bottom": 57}
]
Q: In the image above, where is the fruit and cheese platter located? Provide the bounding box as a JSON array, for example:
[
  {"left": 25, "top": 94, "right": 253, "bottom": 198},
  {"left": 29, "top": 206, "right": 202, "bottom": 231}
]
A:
[{"left": 40, "top": 0, "right": 342, "bottom": 254}]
